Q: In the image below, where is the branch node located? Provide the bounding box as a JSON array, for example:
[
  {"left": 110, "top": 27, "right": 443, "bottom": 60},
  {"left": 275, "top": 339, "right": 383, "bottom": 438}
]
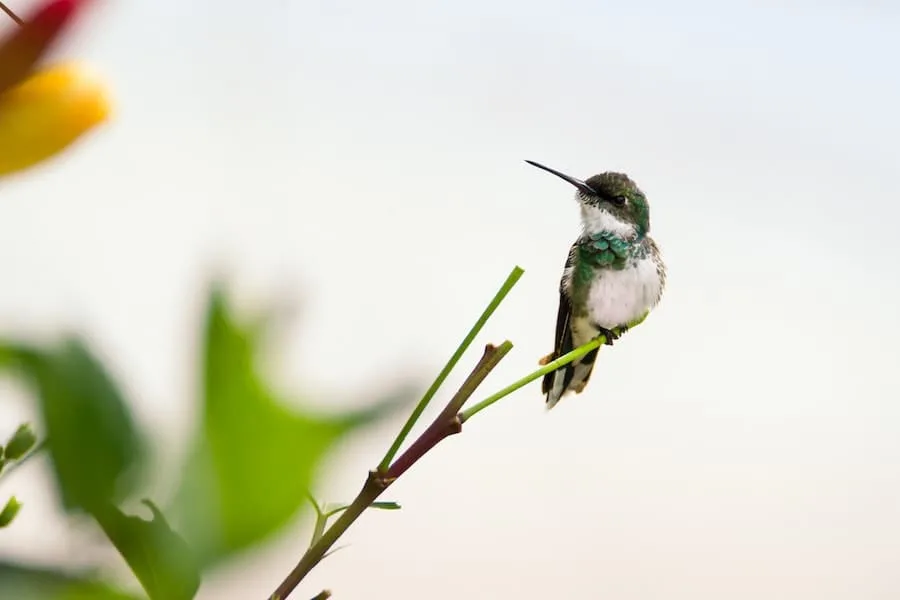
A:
[
  {"left": 366, "top": 470, "right": 392, "bottom": 491},
  {"left": 448, "top": 415, "right": 462, "bottom": 435}
]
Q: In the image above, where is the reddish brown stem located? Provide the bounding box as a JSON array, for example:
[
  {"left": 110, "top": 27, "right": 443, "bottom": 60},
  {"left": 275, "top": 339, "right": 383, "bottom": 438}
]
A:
[
  {"left": 268, "top": 342, "right": 512, "bottom": 600},
  {"left": 386, "top": 415, "right": 462, "bottom": 480}
]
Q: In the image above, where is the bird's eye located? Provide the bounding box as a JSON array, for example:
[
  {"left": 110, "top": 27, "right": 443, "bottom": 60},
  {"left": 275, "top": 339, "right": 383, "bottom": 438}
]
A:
[{"left": 609, "top": 195, "right": 628, "bottom": 206}]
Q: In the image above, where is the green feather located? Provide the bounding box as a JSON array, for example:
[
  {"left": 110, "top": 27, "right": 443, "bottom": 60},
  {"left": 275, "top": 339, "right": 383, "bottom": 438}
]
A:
[{"left": 578, "top": 230, "right": 639, "bottom": 271}]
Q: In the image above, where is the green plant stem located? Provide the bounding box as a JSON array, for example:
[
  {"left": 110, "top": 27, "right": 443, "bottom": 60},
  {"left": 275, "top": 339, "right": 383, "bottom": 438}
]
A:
[
  {"left": 269, "top": 343, "right": 512, "bottom": 600},
  {"left": 269, "top": 472, "right": 381, "bottom": 600},
  {"left": 304, "top": 492, "right": 322, "bottom": 516},
  {"left": 459, "top": 311, "right": 650, "bottom": 422},
  {"left": 459, "top": 338, "right": 602, "bottom": 421},
  {"left": 270, "top": 305, "right": 650, "bottom": 598},
  {"left": 309, "top": 511, "right": 327, "bottom": 546},
  {"left": 321, "top": 505, "right": 347, "bottom": 519},
  {"left": 309, "top": 592, "right": 331, "bottom": 600},
  {"left": 376, "top": 266, "right": 524, "bottom": 472},
  {"left": 302, "top": 493, "right": 328, "bottom": 545}
]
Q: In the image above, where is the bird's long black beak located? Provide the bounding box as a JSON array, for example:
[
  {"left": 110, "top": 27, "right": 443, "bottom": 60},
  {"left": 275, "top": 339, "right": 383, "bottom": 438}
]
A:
[{"left": 525, "top": 160, "right": 597, "bottom": 196}]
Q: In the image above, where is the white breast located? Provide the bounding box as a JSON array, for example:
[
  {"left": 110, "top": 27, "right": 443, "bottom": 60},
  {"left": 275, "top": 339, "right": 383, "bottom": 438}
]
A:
[
  {"left": 585, "top": 257, "right": 662, "bottom": 330},
  {"left": 580, "top": 203, "right": 636, "bottom": 238}
]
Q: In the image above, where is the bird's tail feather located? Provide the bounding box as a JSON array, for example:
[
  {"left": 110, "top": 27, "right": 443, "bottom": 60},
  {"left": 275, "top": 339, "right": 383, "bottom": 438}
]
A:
[{"left": 542, "top": 347, "right": 599, "bottom": 409}]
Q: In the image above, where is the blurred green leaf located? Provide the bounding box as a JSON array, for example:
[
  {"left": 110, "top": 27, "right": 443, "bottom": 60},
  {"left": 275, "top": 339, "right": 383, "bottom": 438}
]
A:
[
  {"left": 174, "top": 284, "right": 412, "bottom": 566},
  {"left": 4, "top": 423, "right": 37, "bottom": 460},
  {"left": 92, "top": 501, "right": 200, "bottom": 600},
  {"left": 0, "top": 562, "right": 141, "bottom": 600},
  {"left": 0, "top": 496, "right": 22, "bottom": 527},
  {"left": 0, "top": 339, "right": 145, "bottom": 511}
]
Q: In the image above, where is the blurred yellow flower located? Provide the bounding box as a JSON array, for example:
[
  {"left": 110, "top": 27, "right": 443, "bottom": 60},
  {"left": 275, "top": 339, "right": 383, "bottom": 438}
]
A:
[
  {"left": 0, "top": 62, "right": 111, "bottom": 176},
  {"left": 0, "top": 0, "right": 109, "bottom": 178}
]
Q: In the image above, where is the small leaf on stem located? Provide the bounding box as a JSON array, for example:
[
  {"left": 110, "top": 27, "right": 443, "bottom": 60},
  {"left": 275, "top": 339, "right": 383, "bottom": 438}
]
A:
[
  {"left": 322, "top": 500, "right": 400, "bottom": 519},
  {"left": 0, "top": 496, "right": 22, "bottom": 527},
  {"left": 3, "top": 424, "right": 36, "bottom": 460}
]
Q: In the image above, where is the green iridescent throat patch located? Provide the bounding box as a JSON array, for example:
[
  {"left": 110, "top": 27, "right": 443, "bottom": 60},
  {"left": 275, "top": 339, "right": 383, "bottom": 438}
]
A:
[{"left": 579, "top": 231, "right": 630, "bottom": 268}]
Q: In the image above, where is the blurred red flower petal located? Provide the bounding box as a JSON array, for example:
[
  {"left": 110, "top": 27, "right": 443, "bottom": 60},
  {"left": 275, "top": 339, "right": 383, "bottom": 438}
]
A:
[{"left": 0, "top": 0, "right": 90, "bottom": 96}]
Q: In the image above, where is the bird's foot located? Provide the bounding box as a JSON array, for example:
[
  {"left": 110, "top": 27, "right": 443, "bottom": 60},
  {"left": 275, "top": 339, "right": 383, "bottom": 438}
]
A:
[
  {"left": 538, "top": 352, "right": 555, "bottom": 366},
  {"left": 597, "top": 325, "right": 627, "bottom": 346}
]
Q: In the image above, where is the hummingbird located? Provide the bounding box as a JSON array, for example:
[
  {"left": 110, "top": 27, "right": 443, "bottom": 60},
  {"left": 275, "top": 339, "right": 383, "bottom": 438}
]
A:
[{"left": 526, "top": 160, "right": 666, "bottom": 409}]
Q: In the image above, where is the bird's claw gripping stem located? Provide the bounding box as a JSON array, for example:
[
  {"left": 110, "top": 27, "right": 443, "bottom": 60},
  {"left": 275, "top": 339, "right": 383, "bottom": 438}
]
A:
[{"left": 597, "top": 325, "right": 627, "bottom": 346}]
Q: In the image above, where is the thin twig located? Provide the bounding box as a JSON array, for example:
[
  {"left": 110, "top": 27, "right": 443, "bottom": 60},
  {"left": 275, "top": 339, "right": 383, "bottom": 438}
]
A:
[
  {"left": 460, "top": 310, "right": 650, "bottom": 422},
  {"left": 309, "top": 590, "right": 331, "bottom": 600},
  {"left": 267, "top": 342, "right": 513, "bottom": 600},
  {"left": 460, "top": 337, "right": 606, "bottom": 421},
  {"left": 386, "top": 342, "right": 511, "bottom": 480},
  {"left": 0, "top": 1, "right": 23, "bottom": 25},
  {"left": 377, "top": 266, "right": 523, "bottom": 471}
]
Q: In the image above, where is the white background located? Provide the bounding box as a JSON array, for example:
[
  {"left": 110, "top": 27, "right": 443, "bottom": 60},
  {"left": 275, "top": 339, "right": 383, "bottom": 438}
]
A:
[{"left": 2, "top": 0, "right": 899, "bottom": 598}]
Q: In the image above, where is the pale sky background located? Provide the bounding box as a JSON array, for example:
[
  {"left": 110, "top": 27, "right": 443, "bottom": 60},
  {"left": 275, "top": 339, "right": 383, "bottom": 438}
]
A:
[{"left": 2, "top": 0, "right": 900, "bottom": 598}]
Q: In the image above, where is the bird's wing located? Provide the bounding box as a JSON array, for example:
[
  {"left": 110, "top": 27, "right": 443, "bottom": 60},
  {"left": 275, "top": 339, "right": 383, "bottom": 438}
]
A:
[{"left": 542, "top": 244, "right": 577, "bottom": 395}]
